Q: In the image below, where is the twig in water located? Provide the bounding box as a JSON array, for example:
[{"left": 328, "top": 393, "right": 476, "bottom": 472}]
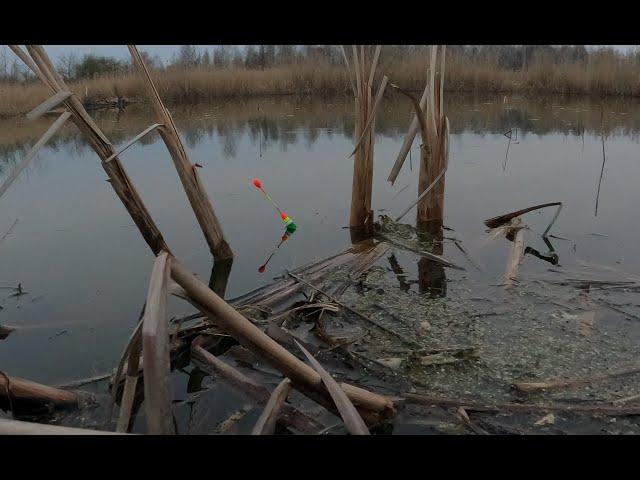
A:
[
  {"left": 404, "top": 392, "right": 640, "bottom": 416},
  {"left": 513, "top": 363, "right": 640, "bottom": 394},
  {"left": 57, "top": 372, "right": 113, "bottom": 389},
  {"left": 392, "top": 184, "right": 410, "bottom": 199},
  {"left": 503, "top": 130, "right": 512, "bottom": 171},
  {"left": 376, "top": 232, "right": 461, "bottom": 270},
  {"left": 452, "top": 239, "right": 482, "bottom": 271},
  {"left": 394, "top": 167, "right": 447, "bottom": 222},
  {"left": 0, "top": 219, "right": 19, "bottom": 244},
  {"left": 594, "top": 104, "right": 607, "bottom": 217}
]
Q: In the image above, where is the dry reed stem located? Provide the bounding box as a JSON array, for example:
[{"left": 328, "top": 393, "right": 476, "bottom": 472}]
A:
[
  {"left": 295, "top": 340, "right": 369, "bottom": 435},
  {"left": 251, "top": 378, "right": 293, "bottom": 435},
  {"left": 170, "top": 257, "right": 396, "bottom": 424},
  {"left": 11, "top": 45, "right": 169, "bottom": 255},
  {"left": 128, "top": 45, "right": 232, "bottom": 260}
]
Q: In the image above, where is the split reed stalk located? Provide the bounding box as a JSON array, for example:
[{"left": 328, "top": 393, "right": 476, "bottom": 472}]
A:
[
  {"left": 393, "top": 46, "right": 450, "bottom": 227},
  {"left": 344, "top": 46, "right": 382, "bottom": 231}
]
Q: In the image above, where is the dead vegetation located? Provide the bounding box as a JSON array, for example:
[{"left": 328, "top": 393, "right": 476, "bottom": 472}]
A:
[
  {"left": 3, "top": 45, "right": 640, "bottom": 436},
  {"left": 3, "top": 46, "right": 640, "bottom": 117}
]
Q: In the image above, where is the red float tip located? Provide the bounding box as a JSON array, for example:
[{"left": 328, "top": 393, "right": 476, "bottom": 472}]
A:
[
  {"left": 258, "top": 265, "right": 266, "bottom": 273},
  {"left": 252, "top": 178, "right": 262, "bottom": 189},
  {"left": 280, "top": 212, "right": 288, "bottom": 220}
]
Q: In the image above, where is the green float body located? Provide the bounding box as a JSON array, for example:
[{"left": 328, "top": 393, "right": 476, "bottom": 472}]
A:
[{"left": 283, "top": 216, "right": 297, "bottom": 233}]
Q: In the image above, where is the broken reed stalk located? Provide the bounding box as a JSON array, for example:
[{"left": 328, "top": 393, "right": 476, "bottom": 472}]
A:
[
  {"left": 141, "top": 252, "right": 175, "bottom": 434},
  {"left": 504, "top": 219, "right": 525, "bottom": 284},
  {"left": 112, "top": 305, "right": 144, "bottom": 431},
  {"left": 295, "top": 340, "right": 370, "bottom": 435},
  {"left": 128, "top": 45, "right": 232, "bottom": 260},
  {"left": 9, "top": 45, "right": 169, "bottom": 255},
  {"left": 484, "top": 202, "right": 563, "bottom": 230},
  {"left": 0, "top": 372, "right": 88, "bottom": 415},
  {"left": 191, "top": 340, "right": 325, "bottom": 433},
  {"left": 170, "top": 257, "right": 396, "bottom": 425},
  {"left": 0, "top": 111, "right": 71, "bottom": 200},
  {"left": 26, "top": 90, "right": 73, "bottom": 122},
  {"left": 0, "top": 418, "right": 125, "bottom": 435},
  {"left": 387, "top": 83, "right": 430, "bottom": 185},
  {"left": 115, "top": 337, "right": 142, "bottom": 433},
  {"left": 342, "top": 45, "right": 384, "bottom": 232},
  {"left": 392, "top": 46, "right": 450, "bottom": 227},
  {"left": 251, "top": 377, "right": 293, "bottom": 435},
  {"left": 403, "top": 392, "right": 640, "bottom": 417},
  {"left": 456, "top": 407, "right": 489, "bottom": 435}
]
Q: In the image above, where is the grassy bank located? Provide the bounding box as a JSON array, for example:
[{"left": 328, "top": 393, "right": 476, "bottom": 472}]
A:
[{"left": 3, "top": 52, "right": 640, "bottom": 116}]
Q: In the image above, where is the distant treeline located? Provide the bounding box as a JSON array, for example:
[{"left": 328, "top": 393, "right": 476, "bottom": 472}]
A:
[{"left": 2, "top": 45, "right": 640, "bottom": 116}]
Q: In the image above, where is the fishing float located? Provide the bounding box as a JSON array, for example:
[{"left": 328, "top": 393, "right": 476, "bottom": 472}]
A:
[{"left": 252, "top": 178, "right": 297, "bottom": 233}]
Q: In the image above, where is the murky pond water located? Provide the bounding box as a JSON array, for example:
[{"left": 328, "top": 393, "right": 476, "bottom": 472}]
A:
[{"left": 2, "top": 93, "right": 640, "bottom": 433}]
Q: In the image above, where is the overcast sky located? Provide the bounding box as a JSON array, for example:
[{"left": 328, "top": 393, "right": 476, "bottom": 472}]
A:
[{"left": 6, "top": 45, "right": 638, "bottom": 64}]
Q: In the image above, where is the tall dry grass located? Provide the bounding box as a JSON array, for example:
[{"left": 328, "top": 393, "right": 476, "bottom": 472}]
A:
[{"left": 2, "top": 52, "right": 640, "bottom": 116}]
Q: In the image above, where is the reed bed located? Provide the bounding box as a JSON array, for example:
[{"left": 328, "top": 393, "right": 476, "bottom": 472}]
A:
[{"left": 3, "top": 52, "right": 640, "bottom": 116}]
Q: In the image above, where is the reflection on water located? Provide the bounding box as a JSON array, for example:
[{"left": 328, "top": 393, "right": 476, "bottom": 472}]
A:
[
  {"left": 417, "top": 222, "right": 447, "bottom": 298},
  {"left": 1, "top": 92, "right": 640, "bottom": 389},
  {"left": 5, "top": 93, "right": 640, "bottom": 166},
  {"left": 258, "top": 228, "right": 295, "bottom": 275}
]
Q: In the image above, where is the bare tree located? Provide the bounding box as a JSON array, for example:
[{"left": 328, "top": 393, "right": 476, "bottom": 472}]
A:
[
  {"left": 213, "top": 46, "right": 230, "bottom": 68},
  {"left": 178, "top": 45, "right": 199, "bottom": 67},
  {"left": 58, "top": 52, "right": 78, "bottom": 80}
]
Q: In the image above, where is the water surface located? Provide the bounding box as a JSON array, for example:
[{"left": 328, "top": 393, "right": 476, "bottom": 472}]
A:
[{"left": 1, "top": 93, "right": 640, "bottom": 430}]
